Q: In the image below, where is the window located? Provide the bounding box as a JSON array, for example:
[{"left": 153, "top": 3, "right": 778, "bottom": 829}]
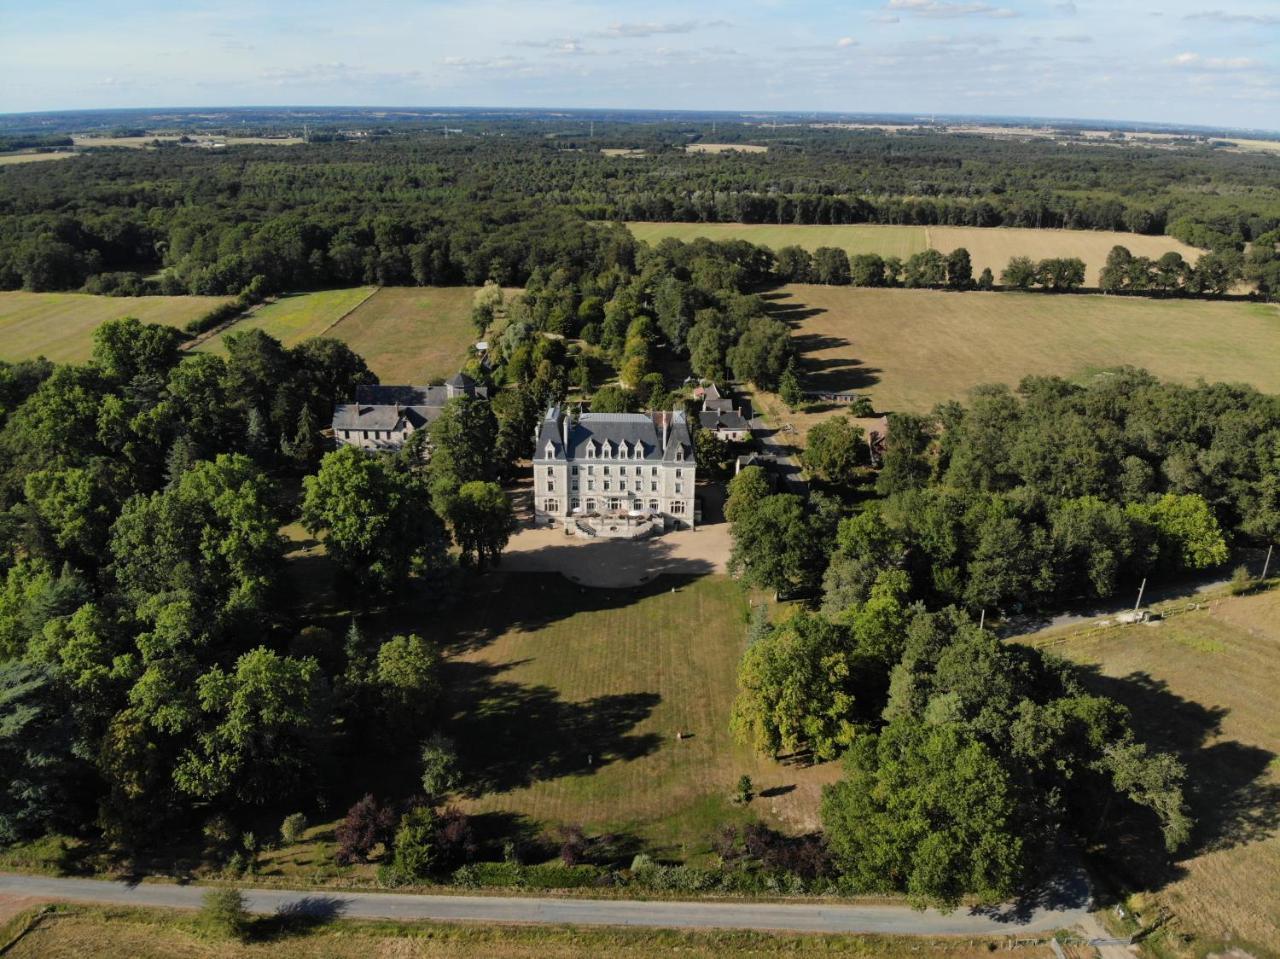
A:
[
  {"left": 634, "top": 445, "right": 643, "bottom": 459},
  {"left": 651, "top": 466, "right": 658, "bottom": 476},
  {"left": 620, "top": 481, "right": 627, "bottom": 491},
  {"left": 587, "top": 480, "right": 595, "bottom": 491},
  {"left": 675, "top": 469, "right": 682, "bottom": 478},
  {"left": 571, "top": 466, "right": 579, "bottom": 476},
  {"left": 650, "top": 481, "right": 657, "bottom": 492},
  {"left": 543, "top": 498, "right": 559, "bottom": 513},
  {"left": 602, "top": 441, "right": 612, "bottom": 459},
  {"left": 586, "top": 498, "right": 596, "bottom": 511},
  {"left": 545, "top": 443, "right": 555, "bottom": 458},
  {"left": 571, "top": 481, "right": 579, "bottom": 491},
  {"left": 672, "top": 501, "right": 685, "bottom": 514},
  {"left": 547, "top": 481, "right": 555, "bottom": 492},
  {"left": 546, "top": 466, "right": 553, "bottom": 475},
  {"left": 604, "top": 481, "right": 611, "bottom": 491},
  {"left": 608, "top": 498, "right": 620, "bottom": 510},
  {"left": 587, "top": 465, "right": 594, "bottom": 475},
  {"left": 676, "top": 447, "right": 685, "bottom": 461},
  {"left": 571, "top": 497, "right": 581, "bottom": 510},
  {"left": 342, "top": 430, "right": 350, "bottom": 439},
  {"left": 586, "top": 441, "right": 596, "bottom": 458},
  {"left": 675, "top": 484, "right": 682, "bottom": 494},
  {"left": 604, "top": 466, "right": 611, "bottom": 476}
]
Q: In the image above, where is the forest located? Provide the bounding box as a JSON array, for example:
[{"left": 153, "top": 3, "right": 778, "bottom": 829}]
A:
[{"left": 1, "top": 124, "right": 1279, "bottom": 297}]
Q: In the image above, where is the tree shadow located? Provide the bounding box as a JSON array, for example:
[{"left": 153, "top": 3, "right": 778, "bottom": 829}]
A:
[
  {"left": 1070, "top": 665, "right": 1280, "bottom": 893},
  {"left": 254, "top": 896, "right": 349, "bottom": 940},
  {"left": 444, "top": 657, "right": 662, "bottom": 796}
]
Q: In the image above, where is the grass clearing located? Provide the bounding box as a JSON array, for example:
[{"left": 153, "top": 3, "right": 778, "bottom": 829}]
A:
[
  {"left": 0, "top": 152, "right": 76, "bottom": 165},
  {"left": 70, "top": 135, "right": 304, "bottom": 148},
  {"left": 626, "top": 222, "right": 1203, "bottom": 286},
  {"left": 328, "top": 286, "right": 504, "bottom": 384},
  {"left": 0, "top": 290, "right": 233, "bottom": 364},
  {"left": 197, "top": 288, "right": 376, "bottom": 354},
  {"left": 766, "top": 284, "right": 1280, "bottom": 416},
  {"left": 1024, "top": 588, "right": 1280, "bottom": 954},
  {"left": 387, "top": 572, "right": 835, "bottom": 855},
  {"left": 686, "top": 143, "right": 768, "bottom": 154},
  {"left": 1, "top": 904, "right": 1069, "bottom": 959}
]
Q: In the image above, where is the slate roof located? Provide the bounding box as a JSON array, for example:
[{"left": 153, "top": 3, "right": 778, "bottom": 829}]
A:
[
  {"left": 534, "top": 407, "right": 695, "bottom": 464},
  {"left": 334, "top": 375, "right": 487, "bottom": 434},
  {"left": 699, "top": 409, "right": 750, "bottom": 432}
]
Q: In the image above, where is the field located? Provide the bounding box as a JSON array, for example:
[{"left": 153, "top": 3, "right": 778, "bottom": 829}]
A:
[
  {"left": 385, "top": 572, "right": 834, "bottom": 854},
  {"left": 326, "top": 286, "right": 487, "bottom": 384},
  {"left": 0, "top": 290, "right": 233, "bottom": 364},
  {"left": 765, "top": 284, "right": 1280, "bottom": 416},
  {"left": 197, "top": 288, "right": 376, "bottom": 354},
  {"left": 686, "top": 143, "right": 768, "bottom": 154},
  {"left": 70, "top": 135, "right": 304, "bottom": 148},
  {"left": 0, "top": 152, "right": 75, "bottom": 165},
  {"left": 1025, "top": 587, "right": 1280, "bottom": 955},
  {"left": 0, "top": 905, "right": 1068, "bottom": 959},
  {"left": 625, "top": 222, "right": 1204, "bottom": 287}
]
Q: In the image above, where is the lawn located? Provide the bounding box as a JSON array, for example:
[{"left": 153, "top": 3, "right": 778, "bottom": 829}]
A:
[
  {"left": 625, "top": 222, "right": 1203, "bottom": 287},
  {"left": 1, "top": 904, "right": 1068, "bottom": 959},
  {"left": 327, "top": 286, "right": 487, "bottom": 384},
  {"left": 379, "top": 572, "right": 836, "bottom": 857},
  {"left": 197, "top": 288, "right": 376, "bottom": 354},
  {"left": 1024, "top": 588, "right": 1280, "bottom": 955},
  {"left": 767, "top": 284, "right": 1280, "bottom": 415},
  {"left": 0, "top": 290, "right": 233, "bottom": 364}
]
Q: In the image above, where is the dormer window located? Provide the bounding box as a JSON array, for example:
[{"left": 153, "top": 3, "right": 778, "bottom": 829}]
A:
[
  {"left": 618, "top": 440, "right": 629, "bottom": 458},
  {"left": 675, "top": 446, "right": 685, "bottom": 462},
  {"left": 602, "top": 441, "right": 612, "bottom": 459},
  {"left": 633, "top": 443, "right": 643, "bottom": 459},
  {"left": 586, "top": 440, "right": 596, "bottom": 459},
  {"left": 545, "top": 442, "right": 556, "bottom": 459}
]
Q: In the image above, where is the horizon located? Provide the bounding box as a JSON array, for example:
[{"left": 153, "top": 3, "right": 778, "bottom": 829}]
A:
[{"left": 1, "top": 1, "right": 1277, "bottom": 129}]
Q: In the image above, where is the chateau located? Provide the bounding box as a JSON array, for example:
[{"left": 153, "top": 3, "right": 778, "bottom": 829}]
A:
[
  {"left": 532, "top": 405, "right": 697, "bottom": 532},
  {"left": 331, "top": 372, "right": 486, "bottom": 451}
]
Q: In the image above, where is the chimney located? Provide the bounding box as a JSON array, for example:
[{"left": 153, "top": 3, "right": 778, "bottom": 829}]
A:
[
  {"left": 562, "top": 410, "right": 569, "bottom": 452},
  {"left": 662, "top": 411, "right": 669, "bottom": 451}
]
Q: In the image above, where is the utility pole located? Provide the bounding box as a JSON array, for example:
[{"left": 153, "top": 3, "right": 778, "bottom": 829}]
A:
[
  {"left": 979, "top": 609, "right": 985, "bottom": 631},
  {"left": 1134, "top": 577, "right": 1147, "bottom": 613},
  {"left": 1262, "top": 544, "right": 1274, "bottom": 581}
]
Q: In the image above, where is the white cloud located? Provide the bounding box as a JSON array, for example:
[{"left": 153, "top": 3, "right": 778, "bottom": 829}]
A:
[
  {"left": 595, "top": 20, "right": 731, "bottom": 39},
  {"left": 886, "top": 0, "right": 1019, "bottom": 19},
  {"left": 1168, "top": 52, "right": 1262, "bottom": 71},
  {"left": 1184, "top": 9, "right": 1280, "bottom": 25},
  {"left": 837, "top": 37, "right": 857, "bottom": 48}
]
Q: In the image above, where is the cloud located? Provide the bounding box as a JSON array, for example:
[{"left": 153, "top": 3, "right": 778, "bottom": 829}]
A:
[
  {"left": 258, "top": 62, "right": 426, "bottom": 86},
  {"left": 512, "top": 37, "right": 591, "bottom": 55},
  {"left": 1168, "top": 52, "right": 1262, "bottom": 71},
  {"left": 1184, "top": 9, "right": 1280, "bottom": 25},
  {"left": 873, "top": 14, "right": 901, "bottom": 22},
  {"left": 837, "top": 37, "right": 857, "bottom": 47},
  {"left": 886, "top": 0, "right": 1018, "bottom": 18},
  {"left": 594, "top": 20, "right": 730, "bottom": 39},
  {"left": 1052, "top": 1, "right": 1077, "bottom": 14},
  {"left": 1055, "top": 32, "right": 1092, "bottom": 42}
]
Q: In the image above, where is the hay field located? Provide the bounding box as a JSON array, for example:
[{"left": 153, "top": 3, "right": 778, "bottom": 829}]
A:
[
  {"left": 769, "top": 285, "right": 1280, "bottom": 414},
  {"left": 0, "top": 290, "right": 232, "bottom": 364},
  {"left": 686, "top": 143, "right": 768, "bottom": 154},
  {"left": 626, "top": 222, "right": 1202, "bottom": 286},
  {"left": 1026, "top": 588, "right": 1280, "bottom": 955},
  {"left": 389, "top": 573, "right": 834, "bottom": 854},
  {"left": 0, "top": 152, "right": 75, "bottom": 165},
  {"left": 328, "top": 286, "right": 490, "bottom": 384},
  {"left": 197, "top": 287, "right": 376, "bottom": 354},
  {"left": 71, "top": 135, "right": 304, "bottom": 148}
]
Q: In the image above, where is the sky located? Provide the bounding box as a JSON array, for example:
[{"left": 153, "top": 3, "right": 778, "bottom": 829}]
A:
[{"left": 1, "top": 1, "right": 1278, "bottom": 129}]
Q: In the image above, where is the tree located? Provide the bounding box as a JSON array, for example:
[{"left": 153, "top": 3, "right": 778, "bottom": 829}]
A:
[
  {"left": 731, "top": 611, "right": 861, "bottom": 760},
  {"left": 589, "top": 385, "right": 637, "bottom": 414},
  {"left": 728, "top": 317, "right": 792, "bottom": 391},
  {"left": 778, "top": 359, "right": 804, "bottom": 409},
  {"left": 903, "top": 250, "right": 946, "bottom": 288},
  {"left": 849, "top": 253, "right": 886, "bottom": 288},
  {"left": 387, "top": 805, "right": 440, "bottom": 884},
  {"left": 447, "top": 481, "right": 516, "bottom": 569},
  {"left": 821, "top": 723, "right": 1025, "bottom": 909},
  {"left": 471, "top": 280, "right": 504, "bottom": 334},
  {"left": 174, "top": 648, "right": 328, "bottom": 806},
  {"left": 376, "top": 631, "right": 442, "bottom": 716},
  {"left": 302, "top": 446, "right": 446, "bottom": 594},
  {"left": 1036, "top": 257, "right": 1086, "bottom": 291},
  {"left": 280, "top": 812, "right": 308, "bottom": 845},
  {"left": 109, "top": 454, "right": 284, "bottom": 622},
  {"left": 91, "top": 317, "right": 184, "bottom": 385},
  {"left": 420, "top": 732, "right": 462, "bottom": 801},
  {"left": 1127, "top": 493, "right": 1229, "bottom": 571},
  {"left": 728, "top": 493, "right": 823, "bottom": 595},
  {"left": 1001, "top": 255, "right": 1037, "bottom": 290},
  {"left": 428, "top": 397, "right": 499, "bottom": 515},
  {"left": 945, "top": 248, "right": 973, "bottom": 290},
  {"left": 1099, "top": 245, "right": 1132, "bottom": 293},
  {"left": 725, "top": 465, "right": 772, "bottom": 524},
  {"left": 976, "top": 267, "right": 995, "bottom": 291},
  {"left": 812, "top": 247, "right": 851, "bottom": 285},
  {"left": 774, "top": 246, "right": 813, "bottom": 282},
  {"left": 875, "top": 412, "right": 934, "bottom": 495},
  {"left": 802, "top": 416, "right": 865, "bottom": 486}
]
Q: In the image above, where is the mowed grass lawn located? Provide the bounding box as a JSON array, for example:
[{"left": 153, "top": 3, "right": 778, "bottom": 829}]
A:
[
  {"left": 1026, "top": 589, "right": 1280, "bottom": 954},
  {"left": 329, "top": 286, "right": 488, "bottom": 384},
  {"left": 197, "top": 287, "right": 376, "bottom": 353},
  {"left": 771, "top": 285, "right": 1280, "bottom": 414},
  {"left": 626, "top": 222, "right": 1203, "bottom": 287},
  {"left": 380, "top": 572, "right": 836, "bottom": 855},
  {"left": 0, "top": 290, "right": 232, "bottom": 363}
]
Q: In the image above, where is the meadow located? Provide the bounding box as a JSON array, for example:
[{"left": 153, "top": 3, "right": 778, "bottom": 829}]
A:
[
  {"left": 327, "top": 286, "right": 490, "bottom": 384},
  {"left": 0, "top": 290, "right": 233, "bottom": 364},
  {"left": 0, "top": 152, "right": 75, "bottom": 165},
  {"left": 196, "top": 288, "right": 377, "bottom": 354},
  {"left": 625, "top": 222, "right": 1204, "bottom": 287},
  {"left": 0, "top": 904, "right": 1070, "bottom": 959},
  {"left": 766, "top": 285, "right": 1280, "bottom": 416},
  {"left": 1025, "top": 587, "right": 1280, "bottom": 956}
]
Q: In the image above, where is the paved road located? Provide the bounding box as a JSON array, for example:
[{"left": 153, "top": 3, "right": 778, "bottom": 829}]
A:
[
  {"left": 749, "top": 419, "right": 806, "bottom": 494},
  {"left": 0, "top": 873, "right": 1089, "bottom": 935}
]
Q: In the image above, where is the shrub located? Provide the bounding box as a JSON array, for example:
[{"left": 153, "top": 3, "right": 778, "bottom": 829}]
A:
[
  {"left": 386, "top": 806, "right": 439, "bottom": 885},
  {"left": 559, "top": 824, "right": 587, "bottom": 866},
  {"left": 1229, "top": 564, "right": 1255, "bottom": 596},
  {"left": 280, "top": 812, "right": 307, "bottom": 846},
  {"left": 335, "top": 794, "right": 396, "bottom": 865},
  {"left": 419, "top": 733, "right": 461, "bottom": 801},
  {"left": 201, "top": 887, "right": 250, "bottom": 941},
  {"left": 734, "top": 775, "right": 755, "bottom": 805}
]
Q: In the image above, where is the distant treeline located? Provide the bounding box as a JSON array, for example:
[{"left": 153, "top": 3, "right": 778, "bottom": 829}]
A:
[{"left": 1, "top": 130, "right": 1278, "bottom": 296}]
